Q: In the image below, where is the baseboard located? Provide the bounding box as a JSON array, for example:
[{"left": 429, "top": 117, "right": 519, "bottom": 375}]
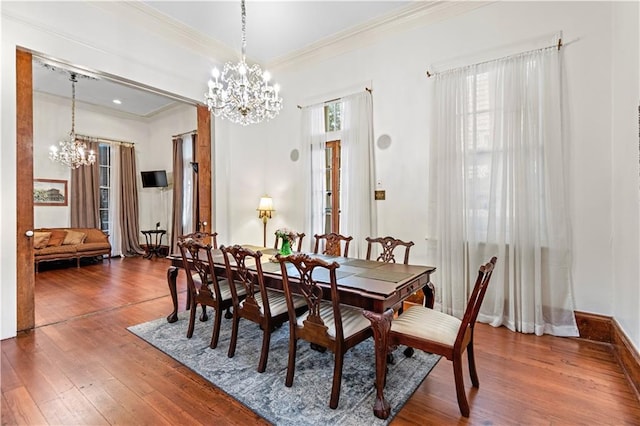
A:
[{"left": 574, "top": 311, "right": 640, "bottom": 400}]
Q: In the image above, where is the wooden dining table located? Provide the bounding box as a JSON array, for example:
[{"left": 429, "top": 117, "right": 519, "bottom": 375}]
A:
[{"left": 164, "top": 246, "right": 436, "bottom": 420}]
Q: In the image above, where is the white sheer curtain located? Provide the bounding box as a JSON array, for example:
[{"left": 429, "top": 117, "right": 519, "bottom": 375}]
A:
[
  {"left": 109, "top": 143, "right": 122, "bottom": 256},
  {"left": 341, "top": 91, "right": 376, "bottom": 258},
  {"left": 300, "top": 104, "right": 326, "bottom": 252},
  {"left": 428, "top": 47, "right": 578, "bottom": 336}
]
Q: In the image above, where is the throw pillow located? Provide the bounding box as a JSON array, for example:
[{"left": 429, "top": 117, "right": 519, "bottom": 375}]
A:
[
  {"left": 47, "top": 229, "right": 67, "bottom": 247},
  {"left": 33, "top": 231, "right": 52, "bottom": 249},
  {"left": 62, "top": 230, "right": 87, "bottom": 245}
]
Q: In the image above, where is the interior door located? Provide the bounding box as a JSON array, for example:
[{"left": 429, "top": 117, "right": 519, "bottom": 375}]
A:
[{"left": 16, "top": 49, "right": 36, "bottom": 332}]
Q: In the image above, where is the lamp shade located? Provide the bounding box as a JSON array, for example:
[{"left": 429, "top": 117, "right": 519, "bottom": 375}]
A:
[{"left": 258, "top": 196, "right": 274, "bottom": 212}]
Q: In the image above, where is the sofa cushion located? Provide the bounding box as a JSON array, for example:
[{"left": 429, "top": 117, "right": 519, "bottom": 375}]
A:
[
  {"left": 63, "top": 230, "right": 86, "bottom": 245},
  {"left": 83, "top": 228, "right": 108, "bottom": 243},
  {"left": 47, "top": 229, "right": 67, "bottom": 247},
  {"left": 35, "top": 244, "right": 77, "bottom": 255},
  {"left": 33, "top": 231, "right": 51, "bottom": 249},
  {"left": 76, "top": 242, "right": 111, "bottom": 252}
]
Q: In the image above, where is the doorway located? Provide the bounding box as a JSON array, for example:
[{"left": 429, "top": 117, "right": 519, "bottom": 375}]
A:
[{"left": 16, "top": 49, "right": 213, "bottom": 331}]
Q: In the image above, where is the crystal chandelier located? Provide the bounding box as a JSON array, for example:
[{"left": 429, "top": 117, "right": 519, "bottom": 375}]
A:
[
  {"left": 204, "top": 0, "right": 282, "bottom": 126},
  {"left": 49, "top": 73, "right": 96, "bottom": 168}
]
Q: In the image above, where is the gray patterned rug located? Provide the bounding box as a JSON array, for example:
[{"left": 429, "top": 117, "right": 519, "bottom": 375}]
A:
[{"left": 128, "top": 311, "right": 440, "bottom": 425}]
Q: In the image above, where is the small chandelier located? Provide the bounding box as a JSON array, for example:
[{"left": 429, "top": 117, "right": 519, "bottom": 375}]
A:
[
  {"left": 49, "top": 73, "right": 96, "bottom": 168},
  {"left": 204, "top": 0, "right": 282, "bottom": 126}
]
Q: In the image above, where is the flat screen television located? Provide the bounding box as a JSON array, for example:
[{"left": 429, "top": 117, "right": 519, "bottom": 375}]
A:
[{"left": 141, "top": 170, "right": 168, "bottom": 188}]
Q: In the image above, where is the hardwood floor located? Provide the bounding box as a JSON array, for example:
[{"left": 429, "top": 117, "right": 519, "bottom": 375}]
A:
[{"left": 2, "top": 256, "right": 640, "bottom": 425}]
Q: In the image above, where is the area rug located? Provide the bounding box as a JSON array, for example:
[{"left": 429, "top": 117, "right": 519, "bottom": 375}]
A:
[{"left": 128, "top": 311, "right": 440, "bottom": 425}]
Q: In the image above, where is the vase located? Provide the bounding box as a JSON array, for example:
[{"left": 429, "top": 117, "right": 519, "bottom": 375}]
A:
[{"left": 279, "top": 239, "right": 292, "bottom": 256}]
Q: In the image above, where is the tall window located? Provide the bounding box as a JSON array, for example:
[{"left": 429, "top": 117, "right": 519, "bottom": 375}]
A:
[
  {"left": 429, "top": 48, "right": 577, "bottom": 336},
  {"left": 324, "top": 101, "right": 342, "bottom": 234},
  {"left": 98, "top": 143, "right": 111, "bottom": 234}
]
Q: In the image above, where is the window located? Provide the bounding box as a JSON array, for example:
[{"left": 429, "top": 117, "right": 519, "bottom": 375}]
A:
[
  {"left": 323, "top": 101, "right": 343, "bottom": 234},
  {"left": 98, "top": 143, "right": 111, "bottom": 234}
]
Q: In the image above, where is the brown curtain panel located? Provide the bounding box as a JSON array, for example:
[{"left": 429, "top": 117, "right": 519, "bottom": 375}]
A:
[
  {"left": 170, "top": 137, "right": 184, "bottom": 254},
  {"left": 70, "top": 139, "right": 100, "bottom": 228},
  {"left": 119, "top": 145, "right": 144, "bottom": 255},
  {"left": 191, "top": 134, "right": 199, "bottom": 230}
]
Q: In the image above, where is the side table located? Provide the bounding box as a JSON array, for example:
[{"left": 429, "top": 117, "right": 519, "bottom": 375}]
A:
[{"left": 141, "top": 229, "right": 167, "bottom": 259}]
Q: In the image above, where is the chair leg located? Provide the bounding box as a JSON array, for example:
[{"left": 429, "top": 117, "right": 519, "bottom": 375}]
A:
[
  {"left": 227, "top": 314, "right": 240, "bottom": 358},
  {"left": 452, "top": 354, "right": 470, "bottom": 417},
  {"left": 199, "top": 304, "right": 208, "bottom": 322},
  {"left": 257, "top": 327, "right": 270, "bottom": 373},
  {"left": 285, "top": 338, "right": 297, "bottom": 387},
  {"left": 329, "top": 351, "right": 344, "bottom": 409},
  {"left": 186, "top": 299, "right": 197, "bottom": 338},
  {"left": 209, "top": 308, "right": 223, "bottom": 349},
  {"left": 467, "top": 342, "right": 479, "bottom": 388}
]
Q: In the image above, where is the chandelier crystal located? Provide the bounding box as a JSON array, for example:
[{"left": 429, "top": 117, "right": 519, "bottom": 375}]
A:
[
  {"left": 49, "top": 73, "right": 96, "bottom": 168},
  {"left": 204, "top": 0, "right": 282, "bottom": 126}
]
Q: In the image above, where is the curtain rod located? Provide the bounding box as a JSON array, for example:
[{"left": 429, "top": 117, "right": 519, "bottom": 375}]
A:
[
  {"left": 426, "top": 38, "right": 563, "bottom": 78},
  {"left": 76, "top": 134, "right": 134, "bottom": 147},
  {"left": 297, "top": 87, "right": 372, "bottom": 109},
  {"left": 172, "top": 129, "right": 197, "bottom": 138}
]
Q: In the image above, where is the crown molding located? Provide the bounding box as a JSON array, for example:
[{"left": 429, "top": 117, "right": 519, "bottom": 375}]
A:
[
  {"left": 267, "top": 1, "right": 493, "bottom": 72},
  {"left": 90, "top": 2, "right": 240, "bottom": 66}
]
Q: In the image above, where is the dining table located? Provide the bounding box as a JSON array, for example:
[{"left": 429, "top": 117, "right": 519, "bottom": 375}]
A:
[{"left": 164, "top": 246, "right": 436, "bottom": 420}]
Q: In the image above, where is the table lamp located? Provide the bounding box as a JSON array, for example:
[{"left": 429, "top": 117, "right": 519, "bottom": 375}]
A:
[{"left": 257, "top": 195, "right": 274, "bottom": 247}]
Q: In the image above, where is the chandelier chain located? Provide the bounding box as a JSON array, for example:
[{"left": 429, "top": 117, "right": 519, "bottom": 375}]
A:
[
  {"left": 241, "top": 0, "right": 246, "bottom": 59},
  {"left": 70, "top": 73, "right": 77, "bottom": 135}
]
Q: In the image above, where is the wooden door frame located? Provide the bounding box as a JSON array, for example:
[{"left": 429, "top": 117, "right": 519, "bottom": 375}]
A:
[
  {"left": 15, "top": 51, "right": 212, "bottom": 333},
  {"left": 16, "top": 49, "right": 35, "bottom": 332}
]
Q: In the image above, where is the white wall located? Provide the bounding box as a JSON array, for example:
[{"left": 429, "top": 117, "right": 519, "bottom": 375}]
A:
[
  {"left": 611, "top": 1, "right": 640, "bottom": 348},
  {"left": 2, "top": 1, "right": 639, "bottom": 354}
]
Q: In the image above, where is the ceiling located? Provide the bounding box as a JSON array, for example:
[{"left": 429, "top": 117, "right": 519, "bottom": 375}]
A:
[{"left": 33, "top": 1, "right": 414, "bottom": 118}]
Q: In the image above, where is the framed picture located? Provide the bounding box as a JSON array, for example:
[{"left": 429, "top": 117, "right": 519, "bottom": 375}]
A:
[{"left": 34, "top": 179, "right": 68, "bottom": 206}]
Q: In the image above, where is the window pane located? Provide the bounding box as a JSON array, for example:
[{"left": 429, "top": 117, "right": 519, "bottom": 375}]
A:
[
  {"left": 99, "top": 145, "right": 109, "bottom": 166},
  {"left": 100, "top": 188, "right": 109, "bottom": 208}
]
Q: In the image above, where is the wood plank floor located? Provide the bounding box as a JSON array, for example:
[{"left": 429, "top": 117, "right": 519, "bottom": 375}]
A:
[{"left": 2, "top": 256, "right": 640, "bottom": 425}]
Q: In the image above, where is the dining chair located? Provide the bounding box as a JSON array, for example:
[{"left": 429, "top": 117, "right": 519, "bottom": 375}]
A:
[
  {"left": 277, "top": 253, "right": 373, "bottom": 409},
  {"left": 178, "top": 231, "right": 227, "bottom": 315},
  {"left": 388, "top": 256, "right": 497, "bottom": 417},
  {"left": 274, "top": 231, "right": 306, "bottom": 252},
  {"left": 221, "top": 244, "right": 307, "bottom": 373},
  {"left": 365, "top": 236, "right": 414, "bottom": 265},
  {"left": 177, "top": 238, "right": 246, "bottom": 349},
  {"left": 366, "top": 236, "right": 422, "bottom": 309},
  {"left": 313, "top": 232, "right": 353, "bottom": 257}
]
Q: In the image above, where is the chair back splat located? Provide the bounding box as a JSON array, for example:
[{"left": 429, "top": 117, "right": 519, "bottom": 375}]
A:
[
  {"left": 178, "top": 231, "right": 219, "bottom": 248},
  {"left": 277, "top": 253, "right": 372, "bottom": 409},
  {"left": 365, "top": 236, "right": 414, "bottom": 265},
  {"left": 313, "top": 232, "right": 353, "bottom": 257},
  {"left": 388, "top": 256, "right": 497, "bottom": 417}
]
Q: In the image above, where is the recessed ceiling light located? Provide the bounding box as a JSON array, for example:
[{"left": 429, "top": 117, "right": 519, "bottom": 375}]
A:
[{"left": 112, "top": 99, "right": 122, "bottom": 105}]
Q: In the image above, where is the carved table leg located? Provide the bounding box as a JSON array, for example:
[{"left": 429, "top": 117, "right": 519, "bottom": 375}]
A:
[
  {"left": 363, "top": 308, "right": 394, "bottom": 420},
  {"left": 424, "top": 279, "right": 435, "bottom": 309},
  {"left": 166, "top": 266, "right": 179, "bottom": 323}
]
